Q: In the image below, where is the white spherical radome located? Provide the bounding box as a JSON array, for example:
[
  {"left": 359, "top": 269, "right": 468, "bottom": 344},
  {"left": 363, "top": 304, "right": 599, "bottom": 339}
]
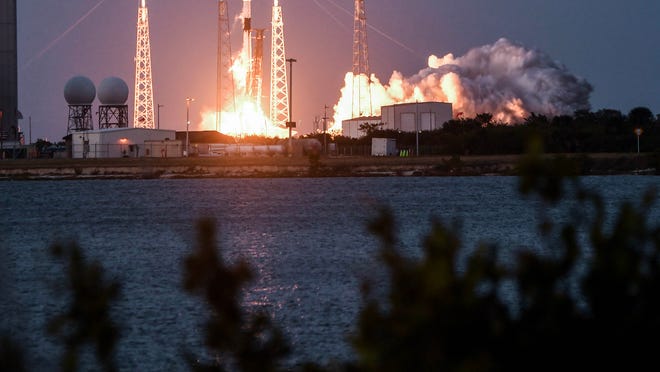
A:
[
  {"left": 98, "top": 77, "right": 129, "bottom": 105},
  {"left": 64, "top": 76, "right": 96, "bottom": 105}
]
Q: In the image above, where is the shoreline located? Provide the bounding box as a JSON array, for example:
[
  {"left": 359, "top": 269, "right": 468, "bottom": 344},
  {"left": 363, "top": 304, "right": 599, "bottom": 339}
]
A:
[{"left": 0, "top": 153, "right": 656, "bottom": 180}]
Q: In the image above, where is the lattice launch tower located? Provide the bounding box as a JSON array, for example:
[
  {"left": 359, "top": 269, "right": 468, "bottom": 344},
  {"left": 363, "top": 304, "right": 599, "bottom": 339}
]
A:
[
  {"left": 133, "top": 0, "right": 155, "bottom": 129},
  {"left": 352, "top": 0, "right": 372, "bottom": 118},
  {"left": 270, "top": 0, "right": 289, "bottom": 128}
]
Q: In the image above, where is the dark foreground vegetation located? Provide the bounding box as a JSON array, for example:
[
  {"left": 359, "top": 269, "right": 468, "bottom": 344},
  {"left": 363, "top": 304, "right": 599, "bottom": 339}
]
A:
[{"left": 1, "top": 137, "right": 659, "bottom": 371}]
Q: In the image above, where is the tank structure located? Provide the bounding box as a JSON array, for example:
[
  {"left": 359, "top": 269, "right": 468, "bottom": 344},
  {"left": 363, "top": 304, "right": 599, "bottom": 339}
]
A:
[
  {"left": 98, "top": 77, "right": 129, "bottom": 129},
  {"left": 64, "top": 76, "right": 96, "bottom": 133}
]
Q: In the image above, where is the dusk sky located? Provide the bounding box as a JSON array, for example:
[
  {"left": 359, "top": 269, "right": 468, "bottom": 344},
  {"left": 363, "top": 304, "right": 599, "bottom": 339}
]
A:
[{"left": 17, "top": 0, "right": 660, "bottom": 141}]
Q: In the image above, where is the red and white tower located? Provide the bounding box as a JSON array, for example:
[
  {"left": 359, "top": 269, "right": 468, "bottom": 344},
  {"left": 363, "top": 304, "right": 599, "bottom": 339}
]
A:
[
  {"left": 270, "top": 0, "right": 289, "bottom": 128},
  {"left": 133, "top": 0, "right": 155, "bottom": 128},
  {"left": 352, "top": 0, "right": 372, "bottom": 118}
]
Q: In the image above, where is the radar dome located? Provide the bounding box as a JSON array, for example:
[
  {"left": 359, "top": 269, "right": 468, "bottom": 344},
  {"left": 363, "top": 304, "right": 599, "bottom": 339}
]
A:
[
  {"left": 64, "top": 76, "right": 96, "bottom": 105},
  {"left": 98, "top": 77, "right": 129, "bottom": 105}
]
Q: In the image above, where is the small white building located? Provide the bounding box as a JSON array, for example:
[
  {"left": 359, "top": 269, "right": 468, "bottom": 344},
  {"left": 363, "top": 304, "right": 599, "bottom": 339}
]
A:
[
  {"left": 341, "top": 116, "right": 382, "bottom": 139},
  {"left": 71, "top": 127, "right": 178, "bottom": 158},
  {"left": 380, "top": 102, "right": 452, "bottom": 132},
  {"left": 341, "top": 102, "right": 453, "bottom": 138},
  {"left": 371, "top": 138, "right": 397, "bottom": 156}
]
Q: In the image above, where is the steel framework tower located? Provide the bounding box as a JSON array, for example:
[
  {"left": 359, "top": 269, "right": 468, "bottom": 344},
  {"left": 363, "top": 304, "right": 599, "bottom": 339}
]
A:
[
  {"left": 352, "top": 0, "right": 372, "bottom": 118},
  {"left": 217, "top": 0, "right": 235, "bottom": 132},
  {"left": 133, "top": 0, "right": 155, "bottom": 129},
  {"left": 250, "top": 29, "right": 265, "bottom": 112},
  {"left": 270, "top": 0, "right": 289, "bottom": 128}
]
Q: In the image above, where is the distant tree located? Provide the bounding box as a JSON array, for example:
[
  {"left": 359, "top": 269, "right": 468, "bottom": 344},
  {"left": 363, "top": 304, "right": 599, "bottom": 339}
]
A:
[
  {"left": 628, "top": 106, "right": 654, "bottom": 127},
  {"left": 359, "top": 122, "right": 385, "bottom": 136},
  {"left": 475, "top": 112, "right": 493, "bottom": 126}
]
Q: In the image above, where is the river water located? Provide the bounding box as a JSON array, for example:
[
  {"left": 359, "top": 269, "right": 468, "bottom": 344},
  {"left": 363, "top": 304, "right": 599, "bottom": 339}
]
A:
[{"left": 0, "top": 176, "right": 657, "bottom": 370}]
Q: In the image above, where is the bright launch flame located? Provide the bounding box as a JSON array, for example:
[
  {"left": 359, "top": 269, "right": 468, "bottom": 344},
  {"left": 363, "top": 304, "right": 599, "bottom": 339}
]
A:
[
  {"left": 331, "top": 38, "right": 592, "bottom": 131},
  {"left": 199, "top": 43, "right": 290, "bottom": 138}
]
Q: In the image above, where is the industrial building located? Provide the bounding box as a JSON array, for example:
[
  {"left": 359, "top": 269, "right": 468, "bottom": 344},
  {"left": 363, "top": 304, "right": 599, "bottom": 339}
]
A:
[
  {"left": 342, "top": 102, "right": 453, "bottom": 138},
  {"left": 70, "top": 127, "right": 179, "bottom": 158},
  {"left": 0, "top": 0, "right": 21, "bottom": 157},
  {"left": 341, "top": 115, "right": 382, "bottom": 138}
]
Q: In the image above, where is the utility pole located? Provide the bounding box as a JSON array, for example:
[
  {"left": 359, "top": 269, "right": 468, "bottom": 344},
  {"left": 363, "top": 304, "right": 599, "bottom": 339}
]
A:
[
  {"left": 323, "top": 105, "right": 329, "bottom": 155},
  {"left": 286, "top": 58, "right": 296, "bottom": 155},
  {"left": 157, "top": 104, "right": 163, "bottom": 129},
  {"left": 186, "top": 98, "right": 194, "bottom": 157},
  {"left": 415, "top": 100, "right": 419, "bottom": 157}
]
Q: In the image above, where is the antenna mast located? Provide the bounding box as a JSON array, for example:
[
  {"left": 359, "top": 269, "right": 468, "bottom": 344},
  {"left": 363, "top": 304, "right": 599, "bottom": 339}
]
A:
[
  {"left": 133, "top": 0, "right": 155, "bottom": 128},
  {"left": 270, "top": 0, "right": 289, "bottom": 128},
  {"left": 352, "top": 0, "right": 372, "bottom": 118}
]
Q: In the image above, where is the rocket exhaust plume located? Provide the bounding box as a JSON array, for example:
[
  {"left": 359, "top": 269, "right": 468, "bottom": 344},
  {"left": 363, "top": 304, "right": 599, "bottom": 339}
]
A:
[
  {"left": 333, "top": 38, "right": 593, "bottom": 129},
  {"left": 200, "top": 0, "right": 290, "bottom": 137}
]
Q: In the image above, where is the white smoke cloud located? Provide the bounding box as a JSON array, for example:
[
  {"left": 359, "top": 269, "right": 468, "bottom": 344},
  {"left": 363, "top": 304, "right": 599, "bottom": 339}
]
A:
[{"left": 333, "top": 38, "right": 592, "bottom": 128}]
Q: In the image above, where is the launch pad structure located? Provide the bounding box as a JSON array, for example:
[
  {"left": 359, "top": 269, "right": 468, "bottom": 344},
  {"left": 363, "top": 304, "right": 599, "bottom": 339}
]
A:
[{"left": 216, "top": 0, "right": 290, "bottom": 133}]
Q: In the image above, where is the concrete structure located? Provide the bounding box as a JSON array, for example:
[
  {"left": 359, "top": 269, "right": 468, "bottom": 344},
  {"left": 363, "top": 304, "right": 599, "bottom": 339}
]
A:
[
  {"left": 342, "top": 102, "right": 452, "bottom": 138},
  {"left": 71, "top": 127, "right": 177, "bottom": 158},
  {"left": 371, "top": 138, "right": 397, "bottom": 156},
  {"left": 380, "top": 102, "right": 452, "bottom": 132},
  {"left": 0, "top": 0, "right": 20, "bottom": 149},
  {"left": 341, "top": 115, "right": 381, "bottom": 138}
]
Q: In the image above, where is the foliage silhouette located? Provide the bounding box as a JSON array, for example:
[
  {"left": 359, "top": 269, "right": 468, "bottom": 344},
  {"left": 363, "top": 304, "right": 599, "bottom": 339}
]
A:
[
  {"left": 48, "top": 243, "right": 121, "bottom": 372},
  {"left": 348, "top": 139, "right": 659, "bottom": 371},
  {"left": 182, "top": 219, "right": 289, "bottom": 371}
]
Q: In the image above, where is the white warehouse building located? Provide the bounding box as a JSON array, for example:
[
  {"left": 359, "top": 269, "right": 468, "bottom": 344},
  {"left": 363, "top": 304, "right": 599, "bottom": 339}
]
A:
[
  {"left": 342, "top": 102, "right": 453, "bottom": 138},
  {"left": 71, "top": 127, "right": 180, "bottom": 158}
]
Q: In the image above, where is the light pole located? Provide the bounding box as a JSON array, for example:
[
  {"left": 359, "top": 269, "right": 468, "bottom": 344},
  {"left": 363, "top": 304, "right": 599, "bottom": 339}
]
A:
[
  {"left": 635, "top": 128, "right": 643, "bottom": 153},
  {"left": 186, "top": 98, "right": 194, "bottom": 157},
  {"left": 415, "top": 100, "right": 419, "bottom": 157},
  {"left": 286, "top": 58, "right": 296, "bottom": 155},
  {"left": 157, "top": 104, "right": 164, "bottom": 130},
  {"left": 323, "top": 105, "right": 328, "bottom": 156}
]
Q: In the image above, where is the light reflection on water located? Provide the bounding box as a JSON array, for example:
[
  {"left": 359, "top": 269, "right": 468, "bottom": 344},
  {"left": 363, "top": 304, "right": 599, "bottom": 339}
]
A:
[{"left": 0, "top": 176, "right": 657, "bottom": 369}]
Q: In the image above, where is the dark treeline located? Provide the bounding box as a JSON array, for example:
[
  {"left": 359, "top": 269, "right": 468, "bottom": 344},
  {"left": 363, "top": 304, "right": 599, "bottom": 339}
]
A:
[{"left": 304, "top": 107, "right": 660, "bottom": 156}]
